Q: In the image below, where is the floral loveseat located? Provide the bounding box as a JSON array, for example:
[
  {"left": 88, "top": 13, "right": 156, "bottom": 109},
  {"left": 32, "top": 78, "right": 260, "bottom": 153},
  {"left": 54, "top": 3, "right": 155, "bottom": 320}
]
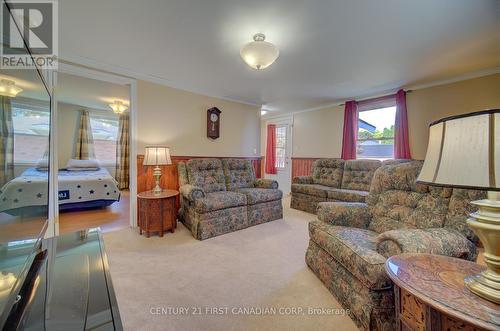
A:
[
  {"left": 178, "top": 158, "right": 283, "bottom": 240},
  {"left": 291, "top": 159, "right": 383, "bottom": 213},
  {"left": 305, "top": 161, "right": 485, "bottom": 330}
]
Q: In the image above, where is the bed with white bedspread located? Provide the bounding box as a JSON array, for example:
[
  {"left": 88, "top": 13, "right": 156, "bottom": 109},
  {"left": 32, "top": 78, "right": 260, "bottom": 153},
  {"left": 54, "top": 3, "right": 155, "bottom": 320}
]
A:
[{"left": 0, "top": 168, "right": 120, "bottom": 214}]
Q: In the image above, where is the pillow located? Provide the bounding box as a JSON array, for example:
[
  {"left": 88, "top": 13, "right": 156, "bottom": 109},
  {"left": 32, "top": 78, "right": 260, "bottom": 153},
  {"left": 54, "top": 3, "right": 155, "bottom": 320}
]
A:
[
  {"left": 66, "top": 158, "right": 101, "bottom": 169},
  {"left": 36, "top": 158, "right": 49, "bottom": 170},
  {"left": 66, "top": 167, "right": 100, "bottom": 171}
]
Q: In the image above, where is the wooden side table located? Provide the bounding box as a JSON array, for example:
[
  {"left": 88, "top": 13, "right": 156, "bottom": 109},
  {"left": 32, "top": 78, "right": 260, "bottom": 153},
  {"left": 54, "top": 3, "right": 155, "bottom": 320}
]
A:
[
  {"left": 137, "top": 190, "right": 179, "bottom": 237},
  {"left": 386, "top": 254, "right": 499, "bottom": 331}
]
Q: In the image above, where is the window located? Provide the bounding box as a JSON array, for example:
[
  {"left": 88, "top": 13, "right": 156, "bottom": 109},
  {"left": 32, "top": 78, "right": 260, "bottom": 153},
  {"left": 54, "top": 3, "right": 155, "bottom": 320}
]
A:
[
  {"left": 90, "top": 115, "right": 118, "bottom": 165},
  {"left": 357, "top": 106, "right": 396, "bottom": 160},
  {"left": 12, "top": 104, "right": 50, "bottom": 163},
  {"left": 275, "top": 126, "right": 287, "bottom": 169}
]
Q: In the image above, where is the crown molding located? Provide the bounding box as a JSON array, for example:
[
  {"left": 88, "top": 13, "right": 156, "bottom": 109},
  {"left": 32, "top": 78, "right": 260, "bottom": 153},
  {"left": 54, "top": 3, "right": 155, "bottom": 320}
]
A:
[
  {"left": 265, "top": 66, "right": 500, "bottom": 118},
  {"left": 405, "top": 66, "right": 500, "bottom": 91},
  {"left": 59, "top": 53, "right": 262, "bottom": 108},
  {"left": 60, "top": 52, "right": 498, "bottom": 115}
]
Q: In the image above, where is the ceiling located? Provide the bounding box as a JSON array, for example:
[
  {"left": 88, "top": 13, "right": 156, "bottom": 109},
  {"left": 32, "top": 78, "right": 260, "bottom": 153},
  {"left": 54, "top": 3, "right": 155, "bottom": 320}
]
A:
[
  {"left": 59, "top": 0, "right": 500, "bottom": 113},
  {"left": 57, "top": 73, "right": 129, "bottom": 111},
  {"left": 0, "top": 71, "right": 129, "bottom": 111}
]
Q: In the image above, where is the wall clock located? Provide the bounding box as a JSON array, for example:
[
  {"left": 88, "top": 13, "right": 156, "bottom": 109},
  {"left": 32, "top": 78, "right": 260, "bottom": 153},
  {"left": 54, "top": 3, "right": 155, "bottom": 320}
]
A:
[{"left": 207, "top": 107, "right": 221, "bottom": 139}]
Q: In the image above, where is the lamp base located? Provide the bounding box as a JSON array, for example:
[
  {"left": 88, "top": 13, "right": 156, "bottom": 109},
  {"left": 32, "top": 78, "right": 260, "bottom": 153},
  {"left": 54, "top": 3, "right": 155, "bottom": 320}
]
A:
[
  {"left": 152, "top": 166, "right": 162, "bottom": 195},
  {"left": 464, "top": 191, "right": 500, "bottom": 304}
]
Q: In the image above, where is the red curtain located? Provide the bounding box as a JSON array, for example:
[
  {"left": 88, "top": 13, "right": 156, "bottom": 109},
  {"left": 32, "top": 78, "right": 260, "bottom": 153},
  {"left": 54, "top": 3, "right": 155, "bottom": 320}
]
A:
[
  {"left": 341, "top": 101, "right": 358, "bottom": 160},
  {"left": 265, "top": 124, "right": 277, "bottom": 174},
  {"left": 394, "top": 89, "right": 411, "bottom": 159}
]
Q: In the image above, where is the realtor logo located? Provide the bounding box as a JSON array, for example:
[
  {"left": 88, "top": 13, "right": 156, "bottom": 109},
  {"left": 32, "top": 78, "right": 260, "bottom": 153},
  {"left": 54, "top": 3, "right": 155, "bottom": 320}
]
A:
[{"left": 1, "top": 0, "right": 58, "bottom": 69}]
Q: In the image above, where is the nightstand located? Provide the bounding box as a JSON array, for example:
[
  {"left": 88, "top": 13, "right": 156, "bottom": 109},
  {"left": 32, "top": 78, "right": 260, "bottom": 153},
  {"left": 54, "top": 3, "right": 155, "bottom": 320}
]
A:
[{"left": 137, "top": 190, "right": 179, "bottom": 237}]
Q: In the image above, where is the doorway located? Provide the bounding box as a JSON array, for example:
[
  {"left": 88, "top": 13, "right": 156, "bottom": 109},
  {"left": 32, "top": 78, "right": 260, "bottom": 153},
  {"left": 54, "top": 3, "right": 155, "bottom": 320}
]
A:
[
  {"left": 55, "top": 63, "right": 137, "bottom": 235},
  {"left": 265, "top": 116, "right": 293, "bottom": 195}
]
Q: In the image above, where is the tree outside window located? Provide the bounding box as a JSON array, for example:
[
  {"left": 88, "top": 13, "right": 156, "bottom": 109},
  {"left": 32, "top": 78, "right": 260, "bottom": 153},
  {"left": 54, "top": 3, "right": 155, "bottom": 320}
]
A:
[{"left": 357, "top": 106, "right": 396, "bottom": 160}]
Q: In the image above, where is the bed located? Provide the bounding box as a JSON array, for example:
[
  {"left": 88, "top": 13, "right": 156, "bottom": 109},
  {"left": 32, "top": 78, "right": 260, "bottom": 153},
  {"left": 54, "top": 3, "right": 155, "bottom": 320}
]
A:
[{"left": 0, "top": 168, "right": 120, "bottom": 215}]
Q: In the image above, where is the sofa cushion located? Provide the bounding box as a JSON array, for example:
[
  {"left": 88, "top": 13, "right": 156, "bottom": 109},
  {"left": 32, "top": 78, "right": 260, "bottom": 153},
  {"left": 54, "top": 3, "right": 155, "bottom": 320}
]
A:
[
  {"left": 194, "top": 191, "right": 247, "bottom": 213},
  {"left": 235, "top": 188, "right": 282, "bottom": 205},
  {"left": 291, "top": 183, "right": 333, "bottom": 198},
  {"left": 222, "top": 159, "right": 256, "bottom": 190},
  {"left": 187, "top": 159, "right": 226, "bottom": 193},
  {"left": 341, "top": 159, "right": 381, "bottom": 191},
  {"left": 327, "top": 188, "right": 369, "bottom": 203},
  {"left": 367, "top": 161, "right": 451, "bottom": 234},
  {"left": 311, "top": 159, "right": 345, "bottom": 187},
  {"left": 309, "top": 221, "right": 390, "bottom": 290}
]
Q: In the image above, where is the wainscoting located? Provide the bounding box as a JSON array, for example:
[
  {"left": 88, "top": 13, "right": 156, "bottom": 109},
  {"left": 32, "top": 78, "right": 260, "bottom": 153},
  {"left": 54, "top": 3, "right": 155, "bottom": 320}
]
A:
[
  {"left": 137, "top": 155, "right": 262, "bottom": 196},
  {"left": 291, "top": 157, "right": 321, "bottom": 178}
]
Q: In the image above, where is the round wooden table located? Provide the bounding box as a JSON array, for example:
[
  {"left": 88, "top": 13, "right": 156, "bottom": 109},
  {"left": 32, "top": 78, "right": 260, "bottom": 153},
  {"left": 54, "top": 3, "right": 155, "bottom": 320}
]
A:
[
  {"left": 385, "top": 254, "right": 499, "bottom": 331},
  {"left": 137, "top": 190, "right": 179, "bottom": 237}
]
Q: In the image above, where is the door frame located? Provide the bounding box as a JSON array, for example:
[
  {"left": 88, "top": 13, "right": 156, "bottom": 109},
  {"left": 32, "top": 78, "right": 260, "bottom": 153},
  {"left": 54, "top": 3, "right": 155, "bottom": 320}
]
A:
[
  {"left": 55, "top": 62, "right": 138, "bottom": 233},
  {"left": 264, "top": 115, "right": 293, "bottom": 194}
]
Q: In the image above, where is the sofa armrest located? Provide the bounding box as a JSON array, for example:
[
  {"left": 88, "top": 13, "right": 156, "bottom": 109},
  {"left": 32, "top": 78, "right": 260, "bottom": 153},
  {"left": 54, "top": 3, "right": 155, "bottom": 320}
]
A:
[
  {"left": 254, "top": 178, "right": 279, "bottom": 189},
  {"left": 317, "top": 202, "right": 372, "bottom": 229},
  {"left": 179, "top": 184, "right": 205, "bottom": 201},
  {"left": 376, "top": 228, "right": 477, "bottom": 261},
  {"left": 292, "top": 176, "right": 313, "bottom": 184}
]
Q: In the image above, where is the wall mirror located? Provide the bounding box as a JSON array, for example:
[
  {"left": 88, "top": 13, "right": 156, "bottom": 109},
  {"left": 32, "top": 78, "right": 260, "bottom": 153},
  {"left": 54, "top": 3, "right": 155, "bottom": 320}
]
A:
[{"left": 0, "top": 0, "right": 51, "bottom": 325}]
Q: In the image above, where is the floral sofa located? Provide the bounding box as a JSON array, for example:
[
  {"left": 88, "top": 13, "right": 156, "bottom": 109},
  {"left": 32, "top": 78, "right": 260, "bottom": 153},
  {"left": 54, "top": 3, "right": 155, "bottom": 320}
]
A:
[
  {"left": 291, "top": 159, "right": 383, "bottom": 214},
  {"left": 305, "top": 161, "right": 485, "bottom": 331},
  {"left": 178, "top": 158, "right": 283, "bottom": 240}
]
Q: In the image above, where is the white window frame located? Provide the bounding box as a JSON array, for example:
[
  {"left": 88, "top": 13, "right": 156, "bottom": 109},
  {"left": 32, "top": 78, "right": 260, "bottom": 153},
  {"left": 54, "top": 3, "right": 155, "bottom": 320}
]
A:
[
  {"left": 356, "top": 106, "right": 396, "bottom": 160},
  {"left": 275, "top": 125, "right": 287, "bottom": 169},
  {"left": 89, "top": 112, "right": 119, "bottom": 167},
  {"left": 11, "top": 98, "right": 51, "bottom": 165}
]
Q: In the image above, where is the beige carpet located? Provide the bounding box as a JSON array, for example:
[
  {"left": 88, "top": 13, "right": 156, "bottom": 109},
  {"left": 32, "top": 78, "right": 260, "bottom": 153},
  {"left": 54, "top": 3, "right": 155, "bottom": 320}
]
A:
[{"left": 103, "top": 197, "right": 359, "bottom": 331}]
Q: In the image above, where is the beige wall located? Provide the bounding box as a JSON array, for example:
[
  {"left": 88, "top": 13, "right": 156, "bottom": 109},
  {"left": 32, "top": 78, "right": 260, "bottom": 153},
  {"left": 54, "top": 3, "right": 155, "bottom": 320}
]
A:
[
  {"left": 136, "top": 80, "right": 261, "bottom": 157},
  {"left": 292, "top": 106, "right": 344, "bottom": 158},
  {"left": 288, "top": 73, "right": 500, "bottom": 159},
  {"left": 407, "top": 73, "right": 500, "bottom": 159}
]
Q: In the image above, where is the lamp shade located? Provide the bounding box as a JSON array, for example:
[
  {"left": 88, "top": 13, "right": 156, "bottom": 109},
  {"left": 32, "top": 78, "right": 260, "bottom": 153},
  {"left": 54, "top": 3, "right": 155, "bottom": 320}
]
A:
[
  {"left": 418, "top": 109, "right": 499, "bottom": 191},
  {"left": 143, "top": 146, "right": 172, "bottom": 166},
  {"left": 240, "top": 33, "right": 279, "bottom": 70}
]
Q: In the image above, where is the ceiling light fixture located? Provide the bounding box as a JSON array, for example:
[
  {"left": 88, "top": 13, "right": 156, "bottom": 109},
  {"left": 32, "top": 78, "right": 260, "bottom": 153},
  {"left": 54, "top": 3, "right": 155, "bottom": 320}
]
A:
[
  {"left": 240, "top": 33, "right": 279, "bottom": 70},
  {"left": 0, "top": 79, "right": 23, "bottom": 97},
  {"left": 109, "top": 100, "right": 128, "bottom": 114}
]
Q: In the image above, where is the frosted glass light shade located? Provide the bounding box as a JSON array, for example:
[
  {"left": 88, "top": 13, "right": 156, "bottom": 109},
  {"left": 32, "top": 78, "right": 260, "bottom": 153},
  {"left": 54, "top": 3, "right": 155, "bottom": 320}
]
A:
[
  {"left": 418, "top": 109, "right": 499, "bottom": 191},
  {"left": 143, "top": 146, "right": 172, "bottom": 166},
  {"left": 0, "top": 79, "right": 22, "bottom": 97},
  {"left": 240, "top": 33, "right": 279, "bottom": 70}
]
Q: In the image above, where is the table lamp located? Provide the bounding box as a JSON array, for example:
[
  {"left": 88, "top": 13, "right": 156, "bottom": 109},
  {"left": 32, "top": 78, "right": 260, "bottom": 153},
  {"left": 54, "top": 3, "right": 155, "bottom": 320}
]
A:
[
  {"left": 143, "top": 146, "right": 172, "bottom": 194},
  {"left": 418, "top": 109, "right": 499, "bottom": 304}
]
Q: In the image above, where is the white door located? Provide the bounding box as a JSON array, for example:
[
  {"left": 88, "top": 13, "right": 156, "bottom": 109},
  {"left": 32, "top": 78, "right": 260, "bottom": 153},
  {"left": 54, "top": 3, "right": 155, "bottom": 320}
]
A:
[{"left": 266, "top": 119, "right": 292, "bottom": 195}]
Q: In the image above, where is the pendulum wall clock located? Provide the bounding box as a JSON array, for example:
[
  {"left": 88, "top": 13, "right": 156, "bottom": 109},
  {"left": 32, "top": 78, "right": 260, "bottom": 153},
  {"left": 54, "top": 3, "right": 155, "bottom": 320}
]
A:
[{"left": 207, "top": 107, "right": 221, "bottom": 139}]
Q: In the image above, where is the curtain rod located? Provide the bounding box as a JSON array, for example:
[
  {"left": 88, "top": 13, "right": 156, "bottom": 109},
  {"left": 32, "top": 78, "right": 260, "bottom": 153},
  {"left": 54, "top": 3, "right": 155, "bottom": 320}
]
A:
[{"left": 337, "top": 89, "right": 413, "bottom": 107}]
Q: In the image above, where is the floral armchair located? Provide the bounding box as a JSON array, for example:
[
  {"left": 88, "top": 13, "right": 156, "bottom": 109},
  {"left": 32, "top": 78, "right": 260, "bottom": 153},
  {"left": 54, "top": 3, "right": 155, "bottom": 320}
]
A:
[{"left": 305, "top": 161, "right": 485, "bottom": 330}]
